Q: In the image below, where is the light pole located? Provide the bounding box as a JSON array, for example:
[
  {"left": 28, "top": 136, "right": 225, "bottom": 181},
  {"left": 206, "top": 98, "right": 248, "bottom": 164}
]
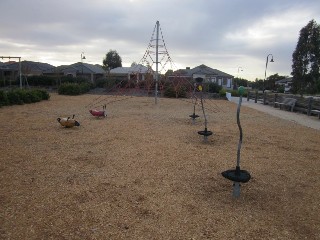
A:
[
  {"left": 81, "top": 52, "right": 86, "bottom": 75},
  {"left": 264, "top": 54, "right": 274, "bottom": 92},
  {"left": 237, "top": 66, "right": 243, "bottom": 78},
  {"left": 236, "top": 67, "right": 243, "bottom": 89}
]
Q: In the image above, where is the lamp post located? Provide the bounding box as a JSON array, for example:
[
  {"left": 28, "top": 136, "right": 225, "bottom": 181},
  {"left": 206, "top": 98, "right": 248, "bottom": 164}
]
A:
[
  {"left": 264, "top": 54, "right": 274, "bottom": 92},
  {"left": 81, "top": 52, "right": 86, "bottom": 75},
  {"left": 237, "top": 66, "right": 243, "bottom": 78},
  {"left": 236, "top": 67, "right": 243, "bottom": 89}
]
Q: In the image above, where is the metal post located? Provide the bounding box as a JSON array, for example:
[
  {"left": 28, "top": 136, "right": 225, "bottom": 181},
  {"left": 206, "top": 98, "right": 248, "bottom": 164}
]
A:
[
  {"left": 155, "top": 21, "right": 159, "bottom": 104},
  {"left": 19, "top": 57, "right": 22, "bottom": 89}
]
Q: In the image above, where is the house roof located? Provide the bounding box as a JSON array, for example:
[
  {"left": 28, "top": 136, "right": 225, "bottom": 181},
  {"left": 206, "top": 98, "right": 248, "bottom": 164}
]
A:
[
  {"left": 4, "top": 61, "right": 54, "bottom": 72},
  {"left": 275, "top": 77, "right": 292, "bottom": 84},
  {"left": 172, "top": 64, "right": 233, "bottom": 78},
  {"left": 44, "top": 62, "right": 106, "bottom": 74},
  {"left": 110, "top": 64, "right": 150, "bottom": 74}
]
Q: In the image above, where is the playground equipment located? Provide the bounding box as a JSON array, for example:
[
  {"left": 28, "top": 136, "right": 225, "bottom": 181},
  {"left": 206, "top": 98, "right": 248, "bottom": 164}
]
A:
[
  {"left": 222, "top": 86, "right": 251, "bottom": 197},
  {"left": 196, "top": 79, "right": 212, "bottom": 141},
  {"left": 89, "top": 104, "right": 107, "bottom": 118},
  {"left": 57, "top": 115, "right": 80, "bottom": 128},
  {"left": 189, "top": 83, "right": 200, "bottom": 124}
]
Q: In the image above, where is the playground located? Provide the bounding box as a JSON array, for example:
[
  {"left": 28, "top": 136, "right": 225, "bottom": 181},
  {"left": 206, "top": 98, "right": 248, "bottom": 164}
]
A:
[{"left": 1, "top": 93, "right": 319, "bottom": 239}]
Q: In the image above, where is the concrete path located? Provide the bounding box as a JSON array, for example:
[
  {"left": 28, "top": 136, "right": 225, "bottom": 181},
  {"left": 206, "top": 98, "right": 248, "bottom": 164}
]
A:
[{"left": 230, "top": 97, "right": 320, "bottom": 131}]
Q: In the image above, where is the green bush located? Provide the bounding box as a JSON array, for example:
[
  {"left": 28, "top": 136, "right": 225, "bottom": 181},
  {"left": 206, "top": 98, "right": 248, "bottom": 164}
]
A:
[
  {"left": 0, "top": 90, "right": 9, "bottom": 107},
  {"left": 219, "top": 89, "right": 226, "bottom": 97},
  {"left": 58, "top": 82, "right": 92, "bottom": 95},
  {"left": 7, "top": 90, "right": 23, "bottom": 105},
  {"left": 163, "top": 85, "right": 187, "bottom": 98},
  {"left": 0, "top": 89, "right": 50, "bottom": 106},
  {"left": 208, "top": 82, "right": 222, "bottom": 93}
]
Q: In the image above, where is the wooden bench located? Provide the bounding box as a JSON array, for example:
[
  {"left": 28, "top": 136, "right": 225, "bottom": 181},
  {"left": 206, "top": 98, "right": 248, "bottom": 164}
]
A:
[
  {"left": 311, "top": 109, "right": 320, "bottom": 119},
  {"left": 274, "top": 98, "right": 297, "bottom": 112}
]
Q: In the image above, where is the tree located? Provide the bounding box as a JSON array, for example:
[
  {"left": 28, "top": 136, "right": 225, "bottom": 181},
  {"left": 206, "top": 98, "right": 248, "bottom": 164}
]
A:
[
  {"left": 103, "top": 50, "right": 122, "bottom": 70},
  {"left": 291, "top": 19, "right": 320, "bottom": 95},
  {"left": 265, "top": 73, "right": 286, "bottom": 91}
]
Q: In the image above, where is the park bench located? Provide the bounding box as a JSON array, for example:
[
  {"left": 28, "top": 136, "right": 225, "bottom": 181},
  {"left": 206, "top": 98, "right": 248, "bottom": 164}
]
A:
[
  {"left": 311, "top": 109, "right": 320, "bottom": 119},
  {"left": 274, "top": 97, "right": 297, "bottom": 112}
]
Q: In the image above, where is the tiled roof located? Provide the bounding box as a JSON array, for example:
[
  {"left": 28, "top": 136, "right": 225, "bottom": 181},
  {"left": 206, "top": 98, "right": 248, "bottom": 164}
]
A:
[
  {"left": 173, "top": 64, "right": 233, "bottom": 78},
  {"left": 110, "top": 64, "right": 150, "bottom": 74}
]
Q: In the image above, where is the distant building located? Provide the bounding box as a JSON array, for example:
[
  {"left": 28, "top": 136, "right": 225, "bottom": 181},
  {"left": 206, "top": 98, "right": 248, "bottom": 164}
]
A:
[
  {"left": 109, "top": 64, "right": 151, "bottom": 81},
  {"left": 44, "top": 62, "right": 106, "bottom": 83},
  {"left": 167, "top": 64, "right": 234, "bottom": 89},
  {"left": 0, "top": 61, "right": 54, "bottom": 85},
  {"left": 275, "top": 77, "right": 293, "bottom": 93}
]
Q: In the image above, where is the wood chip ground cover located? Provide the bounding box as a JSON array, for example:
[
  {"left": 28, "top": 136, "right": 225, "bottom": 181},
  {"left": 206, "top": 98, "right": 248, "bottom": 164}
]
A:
[{"left": 0, "top": 93, "right": 319, "bottom": 239}]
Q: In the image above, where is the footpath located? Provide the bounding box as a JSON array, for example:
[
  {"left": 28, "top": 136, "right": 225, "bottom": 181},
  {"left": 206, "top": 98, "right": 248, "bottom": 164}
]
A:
[{"left": 230, "top": 97, "right": 320, "bottom": 131}]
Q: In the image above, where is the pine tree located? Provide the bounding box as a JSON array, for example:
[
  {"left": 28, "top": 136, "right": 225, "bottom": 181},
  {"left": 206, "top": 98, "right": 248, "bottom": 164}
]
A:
[{"left": 291, "top": 20, "right": 320, "bottom": 94}]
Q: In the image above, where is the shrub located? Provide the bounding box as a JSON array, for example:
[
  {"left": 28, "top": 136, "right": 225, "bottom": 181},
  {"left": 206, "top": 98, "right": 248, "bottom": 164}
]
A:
[
  {"left": 0, "top": 90, "right": 9, "bottom": 107},
  {"left": 7, "top": 90, "right": 23, "bottom": 105},
  {"left": 208, "top": 82, "right": 222, "bottom": 93},
  {"left": 58, "top": 82, "right": 92, "bottom": 95},
  {"left": 219, "top": 89, "right": 226, "bottom": 97},
  {"left": 163, "top": 85, "right": 187, "bottom": 98}
]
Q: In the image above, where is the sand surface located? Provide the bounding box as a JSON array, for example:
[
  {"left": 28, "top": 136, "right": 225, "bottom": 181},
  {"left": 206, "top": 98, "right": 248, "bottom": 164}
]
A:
[{"left": 1, "top": 93, "right": 319, "bottom": 239}]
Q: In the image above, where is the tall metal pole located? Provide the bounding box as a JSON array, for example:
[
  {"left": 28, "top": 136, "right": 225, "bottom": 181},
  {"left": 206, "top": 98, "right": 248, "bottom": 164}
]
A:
[
  {"left": 155, "top": 21, "right": 159, "bottom": 104},
  {"left": 264, "top": 54, "right": 274, "bottom": 92},
  {"left": 19, "top": 57, "right": 22, "bottom": 89}
]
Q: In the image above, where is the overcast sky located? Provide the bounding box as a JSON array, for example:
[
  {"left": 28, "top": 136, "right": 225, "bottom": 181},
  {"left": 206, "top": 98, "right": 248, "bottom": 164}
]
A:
[{"left": 0, "top": 0, "right": 319, "bottom": 81}]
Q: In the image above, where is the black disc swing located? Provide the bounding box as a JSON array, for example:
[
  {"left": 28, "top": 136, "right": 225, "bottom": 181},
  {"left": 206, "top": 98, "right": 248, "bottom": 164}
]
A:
[
  {"left": 221, "top": 86, "right": 251, "bottom": 197},
  {"left": 189, "top": 83, "right": 199, "bottom": 124},
  {"left": 196, "top": 78, "right": 212, "bottom": 142}
]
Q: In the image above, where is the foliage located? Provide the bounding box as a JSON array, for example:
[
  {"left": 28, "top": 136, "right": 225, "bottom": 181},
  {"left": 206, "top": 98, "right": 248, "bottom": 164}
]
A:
[
  {"left": 25, "top": 76, "right": 56, "bottom": 86},
  {"left": 0, "top": 90, "right": 9, "bottom": 107},
  {"left": 291, "top": 19, "right": 320, "bottom": 94},
  {"left": 0, "top": 89, "right": 50, "bottom": 107},
  {"left": 163, "top": 84, "right": 187, "bottom": 98},
  {"left": 207, "top": 82, "right": 222, "bottom": 93},
  {"left": 103, "top": 50, "right": 122, "bottom": 70},
  {"left": 58, "top": 82, "right": 92, "bottom": 95},
  {"left": 265, "top": 74, "right": 286, "bottom": 91},
  {"left": 277, "top": 85, "right": 285, "bottom": 93}
]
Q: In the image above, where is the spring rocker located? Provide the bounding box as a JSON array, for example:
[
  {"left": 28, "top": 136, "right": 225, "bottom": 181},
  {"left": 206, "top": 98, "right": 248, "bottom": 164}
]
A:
[
  {"left": 222, "top": 86, "right": 251, "bottom": 197},
  {"left": 89, "top": 104, "right": 107, "bottom": 118},
  {"left": 57, "top": 115, "right": 80, "bottom": 128}
]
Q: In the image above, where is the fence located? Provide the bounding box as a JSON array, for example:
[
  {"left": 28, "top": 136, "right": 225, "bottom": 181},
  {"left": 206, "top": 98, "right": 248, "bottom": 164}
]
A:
[{"left": 247, "top": 91, "right": 320, "bottom": 117}]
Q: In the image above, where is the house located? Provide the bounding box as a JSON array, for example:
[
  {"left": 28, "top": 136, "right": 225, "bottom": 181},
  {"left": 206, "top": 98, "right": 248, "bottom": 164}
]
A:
[
  {"left": 44, "top": 62, "right": 106, "bottom": 83},
  {"left": 0, "top": 61, "right": 54, "bottom": 86},
  {"left": 275, "top": 77, "right": 293, "bottom": 93},
  {"left": 109, "top": 64, "right": 151, "bottom": 81},
  {"left": 5, "top": 61, "right": 54, "bottom": 76},
  {"left": 168, "top": 64, "right": 234, "bottom": 89}
]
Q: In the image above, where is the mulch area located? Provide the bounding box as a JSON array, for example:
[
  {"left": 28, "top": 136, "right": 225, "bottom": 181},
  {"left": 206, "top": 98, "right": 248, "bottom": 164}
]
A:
[{"left": 1, "top": 93, "right": 319, "bottom": 239}]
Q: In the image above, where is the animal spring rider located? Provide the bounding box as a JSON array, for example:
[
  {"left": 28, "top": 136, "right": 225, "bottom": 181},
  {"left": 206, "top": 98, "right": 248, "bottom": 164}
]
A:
[
  {"left": 89, "top": 104, "right": 107, "bottom": 117},
  {"left": 196, "top": 79, "right": 212, "bottom": 142},
  {"left": 57, "top": 115, "right": 80, "bottom": 128},
  {"left": 222, "top": 86, "right": 251, "bottom": 197}
]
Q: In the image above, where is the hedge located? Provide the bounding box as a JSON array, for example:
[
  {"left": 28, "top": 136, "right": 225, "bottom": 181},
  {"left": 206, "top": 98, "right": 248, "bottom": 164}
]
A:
[{"left": 0, "top": 89, "right": 50, "bottom": 107}]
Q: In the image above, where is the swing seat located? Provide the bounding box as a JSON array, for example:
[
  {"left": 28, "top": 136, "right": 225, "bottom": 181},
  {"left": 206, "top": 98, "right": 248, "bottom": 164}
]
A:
[
  {"left": 189, "top": 113, "right": 199, "bottom": 119},
  {"left": 198, "top": 129, "right": 213, "bottom": 136},
  {"left": 221, "top": 168, "right": 251, "bottom": 183}
]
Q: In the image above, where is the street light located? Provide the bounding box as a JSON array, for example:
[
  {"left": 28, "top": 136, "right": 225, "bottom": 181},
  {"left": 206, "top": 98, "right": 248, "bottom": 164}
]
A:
[
  {"left": 81, "top": 52, "right": 86, "bottom": 75},
  {"left": 237, "top": 66, "right": 243, "bottom": 78},
  {"left": 264, "top": 54, "right": 274, "bottom": 92}
]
